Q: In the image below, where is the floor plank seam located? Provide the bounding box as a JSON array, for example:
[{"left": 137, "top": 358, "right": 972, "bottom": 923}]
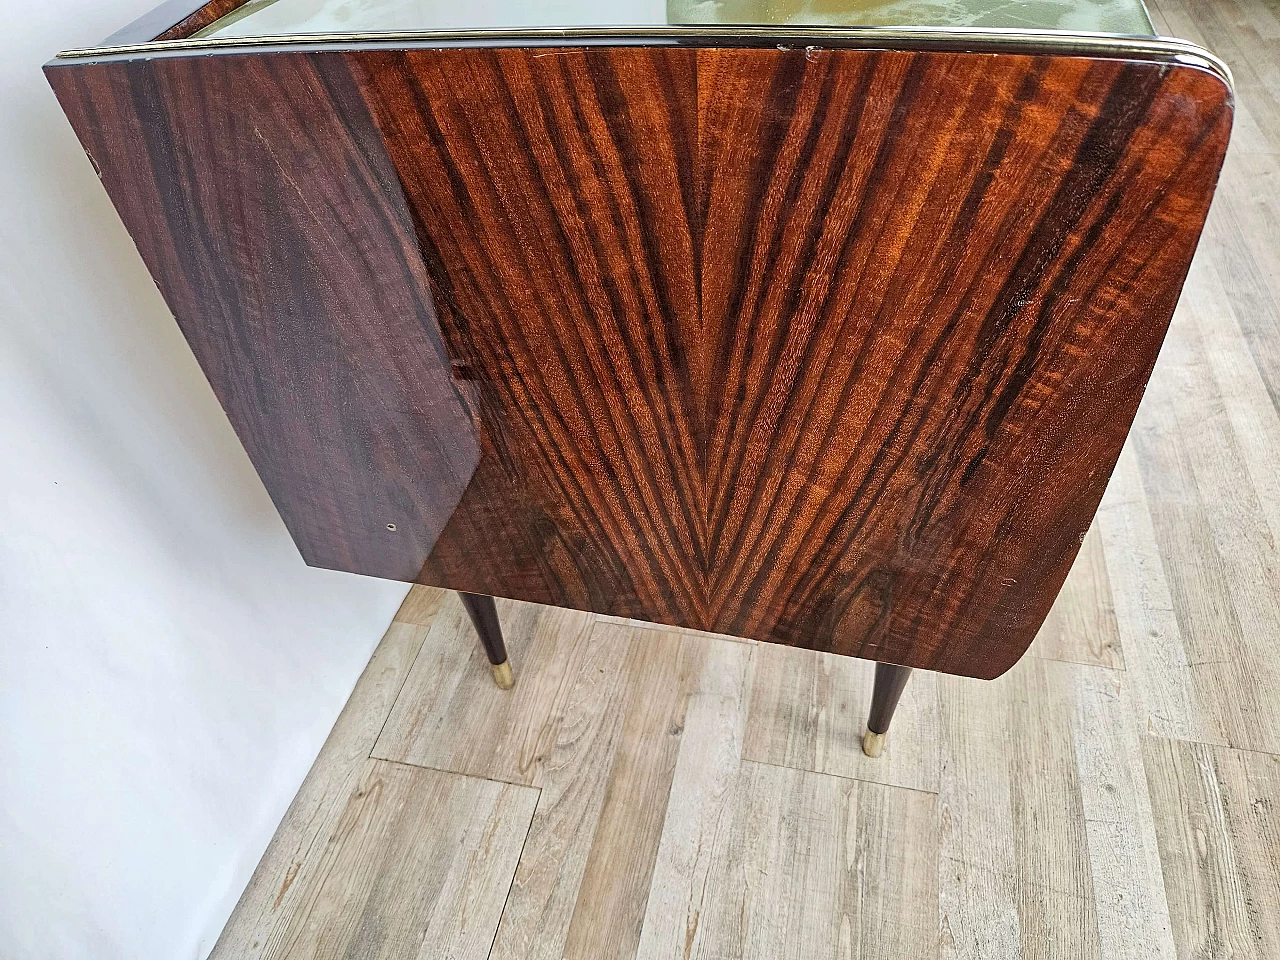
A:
[
  {"left": 738, "top": 756, "right": 941, "bottom": 796},
  {"left": 368, "top": 622, "right": 434, "bottom": 758},
  {"left": 365, "top": 753, "right": 544, "bottom": 790},
  {"left": 485, "top": 795, "right": 540, "bottom": 960},
  {"left": 1139, "top": 732, "right": 1280, "bottom": 760},
  {"left": 1029, "top": 651, "right": 1129, "bottom": 672}
]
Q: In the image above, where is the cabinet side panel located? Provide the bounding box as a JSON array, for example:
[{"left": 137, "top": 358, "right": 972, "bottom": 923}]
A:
[{"left": 46, "top": 54, "right": 480, "bottom": 581}]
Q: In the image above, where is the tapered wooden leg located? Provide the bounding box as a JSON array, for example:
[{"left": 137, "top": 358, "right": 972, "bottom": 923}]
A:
[
  {"left": 458, "top": 592, "right": 514, "bottom": 689},
  {"left": 863, "top": 662, "right": 912, "bottom": 757}
]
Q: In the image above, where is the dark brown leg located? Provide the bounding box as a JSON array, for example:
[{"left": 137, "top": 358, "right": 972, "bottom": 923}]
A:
[
  {"left": 459, "top": 592, "right": 514, "bottom": 689},
  {"left": 863, "top": 662, "right": 912, "bottom": 757}
]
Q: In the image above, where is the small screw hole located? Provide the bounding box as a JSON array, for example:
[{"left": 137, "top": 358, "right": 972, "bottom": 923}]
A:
[{"left": 386, "top": 523, "right": 397, "bottom": 531}]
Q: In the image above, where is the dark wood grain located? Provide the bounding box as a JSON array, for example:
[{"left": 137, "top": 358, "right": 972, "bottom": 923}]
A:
[
  {"left": 48, "top": 51, "right": 481, "bottom": 581},
  {"left": 46, "top": 42, "right": 1232, "bottom": 678}
]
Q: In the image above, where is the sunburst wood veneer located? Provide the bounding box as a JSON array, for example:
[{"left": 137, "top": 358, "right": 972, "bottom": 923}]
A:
[{"left": 47, "top": 20, "right": 1232, "bottom": 680}]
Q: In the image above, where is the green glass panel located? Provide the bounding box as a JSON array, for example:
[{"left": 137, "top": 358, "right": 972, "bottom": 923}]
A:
[{"left": 195, "top": 0, "right": 1155, "bottom": 40}]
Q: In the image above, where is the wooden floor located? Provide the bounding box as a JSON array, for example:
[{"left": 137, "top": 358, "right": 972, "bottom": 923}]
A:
[{"left": 210, "top": 3, "right": 1280, "bottom": 957}]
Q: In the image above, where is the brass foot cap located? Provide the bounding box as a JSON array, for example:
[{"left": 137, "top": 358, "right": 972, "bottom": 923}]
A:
[
  {"left": 491, "top": 660, "right": 515, "bottom": 690},
  {"left": 862, "top": 730, "right": 886, "bottom": 758}
]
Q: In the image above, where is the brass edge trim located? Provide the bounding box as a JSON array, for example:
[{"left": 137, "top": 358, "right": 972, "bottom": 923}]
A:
[{"left": 52, "top": 25, "right": 1232, "bottom": 88}]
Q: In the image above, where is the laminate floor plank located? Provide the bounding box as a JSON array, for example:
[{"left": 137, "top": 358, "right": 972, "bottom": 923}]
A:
[
  {"left": 1064, "top": 665, "right": 1178, "bottom": 960},
  {"left": 742, "top": 641, "right": 939, "bottom": 793},
  {"left": 1188, "top": 237, "right": 1280, "bottom": 548},
  {"left": 1139, "top": 282, "right": 1280, "bottom": 754},
  {"left": 372, "top": 594, "right": 596, "bottom": 785},
  {"left": 209, "top": 618, "right": 435, "bottom": 960},
  {"left": 559, "top": 626, "right": 708, "bottom": 960},
  {"left": 642, "top": 756, "right": 938, "bottom": 960},
  {"left": 938, "top": 657, "right": 1098, "bottom": 960},
  {"left": 1201, "top": 159, "right": 1280, "bottom": 413},
  {"left": 1214, "top": 153, "right": 1280, "bottom": 321},
  {"left": 267, "top": 759, "right": 538, "bottom": 960},
  {"left": 1128, "top": 388, "right": 1269, "bottom": 749},
  {"left": 635, "top": 641, "right": 755, "bottom": 960},
  {"left": 1143, "top": 738, "right": 1280, "bottom": 960},
  {"left": 486, "top": 620, "right": 638, "bottom": 960},
  {"left": 1095, "top": 443, "right": 1218, "bottom": 746},
  {"left": 938, "top": 657, "right": 1176, "bottom": 960},
  {"left": 393, "top": 584, "right": 449, "bottom": 626},
  {"left": 1031, "top": 520, "right": 1125, "bottom": 670}
]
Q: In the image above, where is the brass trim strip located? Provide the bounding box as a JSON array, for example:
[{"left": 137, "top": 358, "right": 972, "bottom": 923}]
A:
[{"left": 53, "top": 25, "right": 1232, "bottom": 88}]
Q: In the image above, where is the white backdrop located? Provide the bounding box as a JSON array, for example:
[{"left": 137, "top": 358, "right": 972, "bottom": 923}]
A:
[{"left": 0, "top": 1, "right": 410, "bottom": 956}]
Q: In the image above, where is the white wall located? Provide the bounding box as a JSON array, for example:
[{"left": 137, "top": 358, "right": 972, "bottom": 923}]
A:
[{"left": 0, "top": 1, "right": 410, "bottom": 956}]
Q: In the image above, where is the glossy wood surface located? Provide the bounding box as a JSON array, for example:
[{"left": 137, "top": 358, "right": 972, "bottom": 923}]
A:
[
  {"left": 868, "top": 663, "right": 913, "bottom": 735},
  {"left": 46, "top": 42, "right": 1231, "bottom": 677},
  {"left": 459, "top": 592, "right": 507, "bottom": 666}
]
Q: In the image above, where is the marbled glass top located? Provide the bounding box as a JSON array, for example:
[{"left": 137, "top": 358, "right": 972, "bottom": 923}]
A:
[{"left": 195, "top": 0, "right": 1156, "bottom": 39}]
